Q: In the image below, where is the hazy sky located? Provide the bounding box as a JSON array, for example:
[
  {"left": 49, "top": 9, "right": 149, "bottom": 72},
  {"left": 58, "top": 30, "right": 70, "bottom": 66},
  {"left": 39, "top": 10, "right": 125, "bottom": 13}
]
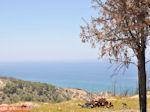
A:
[{"left": 0, "top": 0, "right": 99, "bottom": 62}]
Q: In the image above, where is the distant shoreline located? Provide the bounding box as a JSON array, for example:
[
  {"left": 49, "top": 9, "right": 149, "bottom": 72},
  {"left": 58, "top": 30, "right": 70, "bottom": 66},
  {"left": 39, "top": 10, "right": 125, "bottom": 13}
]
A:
[
  {"left": 0, "top": 76, "right": 136, "bottom": 95},
  {"left": 0, "top": 60, "right": 138, "bottom": 95}
]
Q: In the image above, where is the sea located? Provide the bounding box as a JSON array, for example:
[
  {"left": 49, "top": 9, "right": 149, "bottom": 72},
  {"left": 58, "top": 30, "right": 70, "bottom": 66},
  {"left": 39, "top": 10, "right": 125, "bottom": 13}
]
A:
[{"left": 0, "top": 60, "right": 146, "bottom": 95}]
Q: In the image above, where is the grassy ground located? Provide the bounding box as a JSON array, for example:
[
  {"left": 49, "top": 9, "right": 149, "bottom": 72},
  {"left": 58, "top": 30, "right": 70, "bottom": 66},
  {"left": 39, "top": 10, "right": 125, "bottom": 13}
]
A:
[{"left": 30, "top": 96, "right": 150, "bottom": 112}]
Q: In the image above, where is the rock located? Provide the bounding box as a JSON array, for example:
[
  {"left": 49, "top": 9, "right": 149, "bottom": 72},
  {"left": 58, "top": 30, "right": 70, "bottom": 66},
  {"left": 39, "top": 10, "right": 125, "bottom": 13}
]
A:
[{"left": 122, "top": 103, "right": 127, "bottom": 108}]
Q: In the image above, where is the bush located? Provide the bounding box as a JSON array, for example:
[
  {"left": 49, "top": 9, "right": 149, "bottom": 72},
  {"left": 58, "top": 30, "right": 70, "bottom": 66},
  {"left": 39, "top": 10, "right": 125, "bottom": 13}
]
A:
[{"left": 3, "top": 83, "right": 17, "bottom": 94}]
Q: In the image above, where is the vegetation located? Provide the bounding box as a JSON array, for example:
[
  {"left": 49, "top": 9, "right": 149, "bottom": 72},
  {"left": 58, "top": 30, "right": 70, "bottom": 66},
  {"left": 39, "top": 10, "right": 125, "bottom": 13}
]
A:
[
  {"left": 0, "top": 77, "right": 150, "bottom": 112},
  {"left": 80, "top": 0, "right": 150, "bottom": 111},
  {"left": 0, "top": 77, "right": 70, "bottom": 104},
  {"left": 30, "top": 97, "right": 150, "bottom": 112}
]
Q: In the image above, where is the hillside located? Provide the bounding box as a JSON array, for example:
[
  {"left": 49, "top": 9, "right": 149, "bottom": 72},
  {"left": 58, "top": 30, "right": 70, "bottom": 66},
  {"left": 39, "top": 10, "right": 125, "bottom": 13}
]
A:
[
  {"left": 0, "top": 77, "right": 72, "bottom": 104},
  {"left": 0, "top": 77, "right": 150, "bottom": 111},
  {"left": 0, "top": 77, "right": 106, "bottom": 104}
]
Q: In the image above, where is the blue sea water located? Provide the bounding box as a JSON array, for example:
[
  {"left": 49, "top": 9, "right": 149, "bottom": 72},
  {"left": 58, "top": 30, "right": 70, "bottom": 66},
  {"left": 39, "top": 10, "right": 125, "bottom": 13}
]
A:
[{"left": 0, "top": 61, "right": 140, "bottom": 94}]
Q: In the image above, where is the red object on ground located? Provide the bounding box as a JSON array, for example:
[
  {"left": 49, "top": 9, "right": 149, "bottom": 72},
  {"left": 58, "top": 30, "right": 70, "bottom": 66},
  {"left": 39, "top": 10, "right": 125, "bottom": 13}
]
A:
[{"left": 0, "top": 105, "right": 30, "bottom": 112}]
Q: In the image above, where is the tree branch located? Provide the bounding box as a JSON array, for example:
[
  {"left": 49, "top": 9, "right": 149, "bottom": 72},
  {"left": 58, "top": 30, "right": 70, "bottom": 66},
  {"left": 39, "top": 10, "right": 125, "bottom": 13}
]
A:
[
  {"left": 146, "top": 60, "right": 150, "bottom": 64},
  {"left": 110, "top": 58, "right": 137, "bottom": 66}
]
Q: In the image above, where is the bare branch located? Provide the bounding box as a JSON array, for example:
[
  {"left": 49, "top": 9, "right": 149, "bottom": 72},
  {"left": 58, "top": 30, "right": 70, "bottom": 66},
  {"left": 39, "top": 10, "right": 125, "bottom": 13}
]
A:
[
  {"left": 109, "top": 58, "right": 137, "bottom": 66},
  {"left": 146, "top": 60, "right": 150, "bottom": 64}
]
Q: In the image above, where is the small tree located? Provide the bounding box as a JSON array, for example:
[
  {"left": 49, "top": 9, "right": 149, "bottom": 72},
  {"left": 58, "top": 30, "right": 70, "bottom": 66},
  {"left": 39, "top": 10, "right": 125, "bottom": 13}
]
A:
[{"left": 80, "top": 0, "right": 150, "bottom": 112}]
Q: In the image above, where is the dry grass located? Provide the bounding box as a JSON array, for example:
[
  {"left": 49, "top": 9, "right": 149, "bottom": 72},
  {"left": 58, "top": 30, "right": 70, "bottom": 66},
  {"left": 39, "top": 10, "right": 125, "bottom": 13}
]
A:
[{"left": 30, "top": 96, "right": 150, "bottom": 112}]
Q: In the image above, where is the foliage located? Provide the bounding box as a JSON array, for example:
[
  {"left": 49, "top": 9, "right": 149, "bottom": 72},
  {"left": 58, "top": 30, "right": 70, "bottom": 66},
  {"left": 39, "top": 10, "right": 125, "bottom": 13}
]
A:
[
  {"left": 80, "top": 0, "right": 150, "bottom": 67},
  {"left": 0, "top": 78, "right": 70, "bottom": 104}
]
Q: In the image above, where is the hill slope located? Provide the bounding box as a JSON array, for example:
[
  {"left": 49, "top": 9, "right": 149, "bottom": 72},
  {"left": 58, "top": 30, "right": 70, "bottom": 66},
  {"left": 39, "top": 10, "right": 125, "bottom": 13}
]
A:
[
  {"left": 0, "top": 77, "right": 106, "bottom": 104},
  {"left": 0, "top": 77, "right": 72, "bottom": 104}
]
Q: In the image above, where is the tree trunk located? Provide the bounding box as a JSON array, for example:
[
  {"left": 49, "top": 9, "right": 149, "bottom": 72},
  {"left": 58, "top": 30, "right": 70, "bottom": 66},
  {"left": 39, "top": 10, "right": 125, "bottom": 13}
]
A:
[{"left": 138, "top": 51, "right": 147, "bottom": 112}]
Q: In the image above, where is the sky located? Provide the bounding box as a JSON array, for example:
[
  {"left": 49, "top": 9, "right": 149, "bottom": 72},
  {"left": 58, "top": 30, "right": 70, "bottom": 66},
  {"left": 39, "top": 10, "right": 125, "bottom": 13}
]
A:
[
  {"left": 0, "top": 0, "right": 149, "bottom": 63},
  {"left": 0, "top": 0, "right": 99, "bottom": 62}
]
